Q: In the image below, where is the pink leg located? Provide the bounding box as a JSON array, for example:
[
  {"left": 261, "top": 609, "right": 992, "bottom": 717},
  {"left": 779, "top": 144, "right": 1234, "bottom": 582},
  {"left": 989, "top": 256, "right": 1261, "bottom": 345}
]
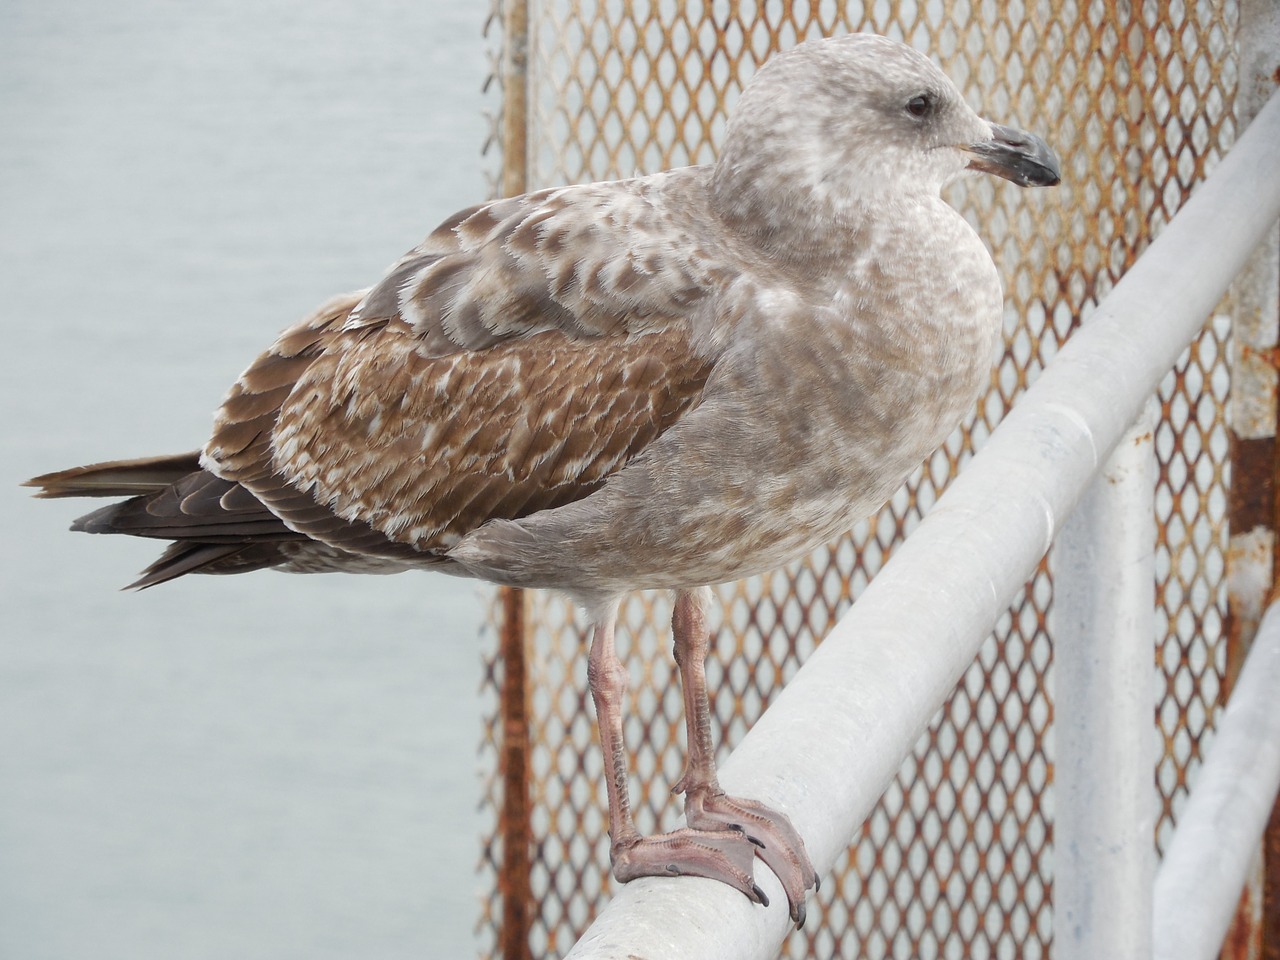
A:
[
  {"left": 671, "top": 587, "right": 819, "bottom": 925},
  {"left": 586, "top": 601, "right": 766, "bottom": 907}
]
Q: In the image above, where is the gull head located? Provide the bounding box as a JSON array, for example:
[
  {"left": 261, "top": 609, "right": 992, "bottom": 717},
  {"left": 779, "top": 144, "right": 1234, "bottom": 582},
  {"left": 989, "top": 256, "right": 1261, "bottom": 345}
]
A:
[{"left": 712, "top": 33, "right": 1060, "bottom": 215}]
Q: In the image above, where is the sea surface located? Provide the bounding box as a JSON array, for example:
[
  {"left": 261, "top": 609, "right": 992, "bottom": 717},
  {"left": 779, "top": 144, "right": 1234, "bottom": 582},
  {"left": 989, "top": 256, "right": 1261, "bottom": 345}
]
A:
[{"left": 0, "top": 2, "right": 495, "bottom": 957}]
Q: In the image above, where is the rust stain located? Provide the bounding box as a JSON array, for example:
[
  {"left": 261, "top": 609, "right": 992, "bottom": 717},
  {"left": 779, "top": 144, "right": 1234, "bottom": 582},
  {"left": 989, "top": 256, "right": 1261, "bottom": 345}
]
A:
[
  {"left": 1223, "top": 865, "right": 1263, "bottom": 959},
  {"left": 498, "top": 586, "right": 533, "bottom": 960},
  {"left": 1240, "top": 343, "right": 1280, "bottom": 371},
  {"left": 1225, "top": 531, "right": 1274, "bottom": 699},
  {"left": 1265, "top": 790, "right": 1280, "bottom": 960},
  {"left": 1228, "top": 433, "right": 1277, "bottom": 537}
]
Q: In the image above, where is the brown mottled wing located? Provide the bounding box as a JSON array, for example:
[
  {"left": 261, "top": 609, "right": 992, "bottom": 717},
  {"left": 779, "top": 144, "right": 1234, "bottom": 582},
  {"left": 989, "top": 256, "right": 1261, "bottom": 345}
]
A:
[
  {"left": 347, "top": 172, "right": 723, "bottom": 356},
  {"left": 309, "top": 325, "right": 712, "bottom": 553},
  {"left": 205, "top": 178, "right": 722, "bottom": 564},
  {"left": 204, "top": 293, "right": 431, "bottom": 563},
  {"left": 210, "top": 320, "right": 711, "bottom": 561}
]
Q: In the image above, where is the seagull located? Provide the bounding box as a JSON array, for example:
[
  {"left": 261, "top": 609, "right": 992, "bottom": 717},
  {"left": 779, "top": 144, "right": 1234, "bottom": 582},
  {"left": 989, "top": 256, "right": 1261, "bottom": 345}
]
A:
[{"left": 25, "top": 33, "right": 1059, "bottom": 925}]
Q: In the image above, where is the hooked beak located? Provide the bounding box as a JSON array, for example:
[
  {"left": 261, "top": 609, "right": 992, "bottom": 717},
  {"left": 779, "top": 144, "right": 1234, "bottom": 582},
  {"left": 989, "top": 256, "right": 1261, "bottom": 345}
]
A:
[{"left": 963, "top": 122, "right": 1061, "bottom": 187}]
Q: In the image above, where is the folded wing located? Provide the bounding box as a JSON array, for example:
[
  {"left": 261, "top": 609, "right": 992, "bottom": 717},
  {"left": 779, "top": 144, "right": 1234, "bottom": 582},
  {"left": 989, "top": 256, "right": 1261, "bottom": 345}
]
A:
[{"left": 198, "top": 175, "right": 723, "bottom": 569}]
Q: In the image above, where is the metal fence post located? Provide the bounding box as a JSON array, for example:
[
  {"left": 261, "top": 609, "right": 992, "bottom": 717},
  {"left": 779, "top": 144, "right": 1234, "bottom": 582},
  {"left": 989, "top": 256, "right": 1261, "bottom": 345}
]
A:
[
  {"left": 496, "top": 2, "right": 532, "bottom": 958},
  {"left": 1051, "top": 400, "right": 1159, "bottom": 960},
  {"left": 1224, "top": 2, "right": 1280, "bottom": 955}
]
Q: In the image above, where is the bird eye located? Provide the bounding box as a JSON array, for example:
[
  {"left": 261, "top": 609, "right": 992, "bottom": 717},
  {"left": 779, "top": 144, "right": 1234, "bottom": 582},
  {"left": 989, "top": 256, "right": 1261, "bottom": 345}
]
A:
[{"left": 905, "top": 94, "right": 933, "bottom": 118}]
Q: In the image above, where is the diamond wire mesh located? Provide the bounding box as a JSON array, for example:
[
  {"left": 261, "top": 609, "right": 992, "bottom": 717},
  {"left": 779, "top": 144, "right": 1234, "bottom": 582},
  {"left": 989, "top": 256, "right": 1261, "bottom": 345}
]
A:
[{"left": 476, "top": 1, "right": 1239, "bottom": 956}]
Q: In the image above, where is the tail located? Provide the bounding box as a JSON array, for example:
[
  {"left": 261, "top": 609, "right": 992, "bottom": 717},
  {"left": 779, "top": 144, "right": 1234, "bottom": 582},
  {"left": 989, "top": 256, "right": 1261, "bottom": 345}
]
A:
[
  {"left": 24, "top": 452, "right": 204, "bottom": 500},
  {"left": 24, "top": 453, "right": 305, "bottom": 588}
]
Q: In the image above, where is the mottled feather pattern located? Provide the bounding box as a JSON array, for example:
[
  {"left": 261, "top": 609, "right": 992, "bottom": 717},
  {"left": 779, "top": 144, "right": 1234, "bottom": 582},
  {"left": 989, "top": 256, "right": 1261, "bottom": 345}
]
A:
[
  {"left": 196, "top": 293, "right": 429, "bottom": 568},
  {"left": 194, "top": 175, "right": 735, "bottom": 570},
  {"left": 199, "top": 284, "right": 712, "bottom": 570},
  {"left": 351, "top": 172, "right": 725, "bottom": 356},
  {"left": 271, "top": 325, "right": 712, "bottom": 551},
  {"left": 446, "top": 190, "right": 1004, "bottom": 598}
]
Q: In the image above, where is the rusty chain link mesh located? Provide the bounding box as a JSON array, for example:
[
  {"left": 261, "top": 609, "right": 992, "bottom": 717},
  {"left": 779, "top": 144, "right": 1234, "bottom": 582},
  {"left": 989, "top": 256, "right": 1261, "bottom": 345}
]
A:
[{"left": 476, "top": 2, "right": 1239, "bottom": 956}]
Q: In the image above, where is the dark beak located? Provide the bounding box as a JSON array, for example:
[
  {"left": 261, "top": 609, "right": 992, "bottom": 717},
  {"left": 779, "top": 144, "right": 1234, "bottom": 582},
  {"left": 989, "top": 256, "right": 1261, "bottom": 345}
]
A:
[{"left": 964, "top": 122, "right": 1061, "bottom": 187}]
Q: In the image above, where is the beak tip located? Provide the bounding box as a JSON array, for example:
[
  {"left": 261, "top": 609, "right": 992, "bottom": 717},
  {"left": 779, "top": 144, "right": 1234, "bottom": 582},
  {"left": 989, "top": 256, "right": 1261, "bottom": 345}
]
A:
[{"left": 967, "top": 122, "right": 1061, "bottom": 188}]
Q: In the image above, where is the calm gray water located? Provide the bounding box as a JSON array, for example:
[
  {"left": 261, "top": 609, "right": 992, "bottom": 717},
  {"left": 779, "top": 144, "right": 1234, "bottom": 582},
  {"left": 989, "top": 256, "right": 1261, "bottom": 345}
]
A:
[{"left": 1, "top": 3, "right": 494, "bottom": 957}]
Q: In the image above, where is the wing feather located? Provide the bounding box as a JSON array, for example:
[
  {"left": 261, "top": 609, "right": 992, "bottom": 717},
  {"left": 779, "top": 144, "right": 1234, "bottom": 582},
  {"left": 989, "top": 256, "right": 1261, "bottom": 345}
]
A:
[
  {"left": 263, "top": 325, "right": 712, "bottom": 554},
  {"left": 202, "top": 175, "right": 728, "bottom": 566},
  {"left": 349, "top": 169, "right": 726, "bottom": 355}
]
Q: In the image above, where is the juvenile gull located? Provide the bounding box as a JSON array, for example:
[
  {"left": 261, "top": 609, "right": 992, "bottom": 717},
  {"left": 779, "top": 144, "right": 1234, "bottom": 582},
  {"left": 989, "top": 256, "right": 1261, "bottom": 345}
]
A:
[{"left": 26, "top": 34, "right": 1059, "bottom": 924}]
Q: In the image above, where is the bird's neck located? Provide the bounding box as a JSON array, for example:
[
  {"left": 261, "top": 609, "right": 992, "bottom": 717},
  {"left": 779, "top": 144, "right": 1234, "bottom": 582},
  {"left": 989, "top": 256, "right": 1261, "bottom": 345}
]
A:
[{"left": 708, "top": 155, "right": 923, "bottom": 282}]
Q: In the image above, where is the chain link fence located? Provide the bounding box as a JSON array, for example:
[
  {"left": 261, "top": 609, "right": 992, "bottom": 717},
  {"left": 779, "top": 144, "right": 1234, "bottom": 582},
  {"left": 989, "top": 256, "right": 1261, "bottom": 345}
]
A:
[{"left": 476, "top": 2, "right": 1241, "bottom": 956}]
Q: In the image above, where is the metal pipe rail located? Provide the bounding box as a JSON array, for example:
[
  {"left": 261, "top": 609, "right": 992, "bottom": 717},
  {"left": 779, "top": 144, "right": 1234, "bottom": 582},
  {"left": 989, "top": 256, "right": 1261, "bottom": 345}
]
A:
[
  {"left": 1152, "top": 599, "right": 1280, "bottom": 960},
  {"left": 565, "top": 88, "right": 1280, "bottom": 960}
]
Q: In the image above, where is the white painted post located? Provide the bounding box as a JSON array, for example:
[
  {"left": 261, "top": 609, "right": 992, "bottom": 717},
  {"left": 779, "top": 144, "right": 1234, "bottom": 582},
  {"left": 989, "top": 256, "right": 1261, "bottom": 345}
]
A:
[
  {"left": 1152, "top": 601, "right": 1280, "bottom": 960},
  {"left": 1221, "top": 1, "right": 1280, "bottom": 943},
  {"left": 1051, "top": 400, "right": 1159, "bottom": 960}
]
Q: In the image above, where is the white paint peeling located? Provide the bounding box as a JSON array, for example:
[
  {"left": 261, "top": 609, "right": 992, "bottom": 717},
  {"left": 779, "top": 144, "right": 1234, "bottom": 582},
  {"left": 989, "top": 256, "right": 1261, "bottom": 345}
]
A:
[
  {"left": 1227, "top": 526, "right": 1275, "bottom": 628},
  {"left": 1042, "top": 399, "right": 1100, "bottom": 469}
]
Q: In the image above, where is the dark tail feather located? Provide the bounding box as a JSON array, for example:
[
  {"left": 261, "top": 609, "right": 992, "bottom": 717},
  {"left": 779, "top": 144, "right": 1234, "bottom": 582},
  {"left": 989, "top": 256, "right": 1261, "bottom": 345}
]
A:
[
  {"left": 127, "top": 542, "right": 250, "bottom": 589},
  {"left": 24, "top": 452, "right": 203, "bottom": 499},
  {"left": 25, "top": 452, "right": 305, "bottom": 587},
  {"left": 127, "top": 541, "right": 304, "bottom": 589}
]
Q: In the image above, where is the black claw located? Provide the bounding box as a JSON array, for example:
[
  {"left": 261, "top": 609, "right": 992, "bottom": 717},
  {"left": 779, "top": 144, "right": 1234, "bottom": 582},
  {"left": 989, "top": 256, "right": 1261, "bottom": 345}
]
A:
[
  {"left": 752, "top": 884, "right": 769, "bottom": 907},
  {"left": 814, "top": 874, "right": 821, "bottom": 892},
  {"left": 793, "top": 902, "right": 806, "bottom": 929},
  {"left": 745, "top": 833, "right": 766, "bottom": 848}
]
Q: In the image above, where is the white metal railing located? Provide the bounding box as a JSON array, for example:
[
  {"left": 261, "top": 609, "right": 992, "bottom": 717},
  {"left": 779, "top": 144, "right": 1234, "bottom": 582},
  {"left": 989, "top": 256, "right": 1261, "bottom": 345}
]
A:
[
  {"left": 563, "top": 88, "right": 1280, "bottom": 960},
  {"left": 1152, "top": 599, "right": 1280, "bottom": 960}
]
